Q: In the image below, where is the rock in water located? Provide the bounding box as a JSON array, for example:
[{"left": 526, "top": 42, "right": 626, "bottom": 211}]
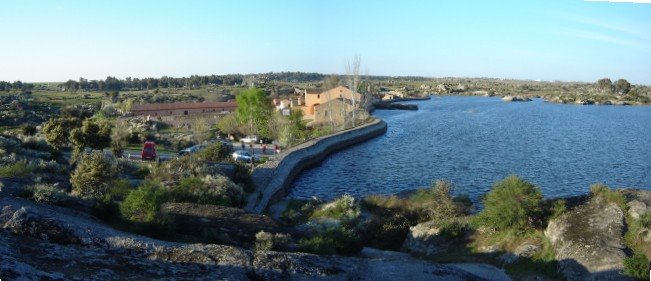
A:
[{"left": 545, "top": 198, "right": 628, "bottom": 280}]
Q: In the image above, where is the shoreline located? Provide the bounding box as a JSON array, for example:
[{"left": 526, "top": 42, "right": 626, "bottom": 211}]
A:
[{"left": 244, "top": 119, "right": 388, "bottom": 214}]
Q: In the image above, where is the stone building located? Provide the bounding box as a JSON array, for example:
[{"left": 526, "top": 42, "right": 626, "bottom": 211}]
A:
[{"left": 129, "top": 101, "right": 237, "bottom": 127}]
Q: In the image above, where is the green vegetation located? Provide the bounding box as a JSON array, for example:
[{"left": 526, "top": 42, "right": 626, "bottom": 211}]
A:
[
  {"left": 310, "top": 194, "right": 360, "bottom": 222},
  {"left": 254, "top": 231, "right": 291, "bottom": 252},
  {"left": 590, "top": 182, "right": 626, "bottom": 209},
  {"left": 236, "top": 88, "right": 273, "bottom": 138},
  {"left": 172, "top": 175, "right": 243, "bottom": 207},
  {"left": 70, "top": 151, "right": 118, "bottom": 198},
  {"left": 0, "top": 160, "right": 32, "bottom": 178},
  {"left": 298, "top": 227, "right": 363, "bottom": 256},
  {"left": 474, "top": 175, "right": 543, "bottom": 231},
  {"left": 120, "top": 180, "right": 170, "bottom": 223}
]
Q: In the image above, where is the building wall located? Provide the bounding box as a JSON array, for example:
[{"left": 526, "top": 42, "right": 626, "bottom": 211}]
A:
[{"left": 314, "top": 100, "right": 352, "bottom": 125}]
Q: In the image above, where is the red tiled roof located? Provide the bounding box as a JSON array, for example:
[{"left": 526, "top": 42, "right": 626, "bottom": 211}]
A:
[{"left": 131, "top": 101, "right": 237, "bottom": 112}]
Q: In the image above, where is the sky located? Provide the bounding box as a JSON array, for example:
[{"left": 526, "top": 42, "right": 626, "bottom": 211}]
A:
[{"left": 1, "top": 0, "right": 650, "bottom": 84}]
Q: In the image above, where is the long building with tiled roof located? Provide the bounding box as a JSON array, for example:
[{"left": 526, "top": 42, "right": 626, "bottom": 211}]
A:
[{"left": 130, "top": 101, "right": 237, "bottom": 117}]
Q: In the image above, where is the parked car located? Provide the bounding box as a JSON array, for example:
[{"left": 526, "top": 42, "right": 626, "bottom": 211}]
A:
[
  {"left": 141, "top": 141, "right": 157, "bottom": 160},
  {"left": 217, "top": 139, "right": 234, "bottom": 151},
  {"left": 232, "top": 150, "right": 254, "bottom": 162},
  {"left": 177, "top": 144, "right": 206, "bottom": 156},
  {"left": 240, "top": 135, "right": 258, "bottom": 144}
]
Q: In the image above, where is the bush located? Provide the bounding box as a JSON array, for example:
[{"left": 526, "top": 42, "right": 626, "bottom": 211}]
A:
[
  {"left": 549, "top": 199, "right": 567, "bottom": 220},
  {"left": 254, "top": 231, "right": 291, "bottom": 252},
  {"left": 0, "top": 160, "right": 32, "bottom": 178},
  {"left": 623, "top": 252, "right": 649, "bottom": 279},
  {"left": 311, "top": 194, "right": 360, "bottom": 223},
  {"left": 107, "top": 179, "right": 133, "bottom": 201},
  {"left": 196, "top": 142, "right": 231, "bottom": 162},
  {"left": 639, "top": 213, "right": 651, "bottom": 229},
  {"left": 411, "top": 180, "right": 468, "bottom": 222},
  {"left": 30, "top": 183, "right": 67, "bottom": 204},
  {"left": 21, "top": 124, "right": 37, "bottom": 136},
  {"left": 474, "top": 175, "right": 543, "bottom": 231},
  {"left": 172, "top": 175, "right": 243, "bottom": 207},
  {"left": 590, "top": 183, "right": 625, "bottom": 208},
  {"left": 70, "top": 151, "right": 118, "bottom": 198},
  {"left": 298, "top": 227, "right": 363, "bottom": 256},
  {"left": 147, "top": 154, "right": 210, "bottom": 181},
  {"left": 120, "top": 181, "right": 170, "bottom": 223},
  {"left": 360, "top": 213, "right": 411, "bottom": 250}
]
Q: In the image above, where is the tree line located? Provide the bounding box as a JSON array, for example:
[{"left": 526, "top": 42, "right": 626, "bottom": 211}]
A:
[{"left": 0, "top": 80, "right": 34, "bottom": 92}]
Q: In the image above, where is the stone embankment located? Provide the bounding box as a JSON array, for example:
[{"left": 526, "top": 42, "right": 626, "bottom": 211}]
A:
[
  {"left": 245, "top": 119, "right": 388, "bottom": 214},
  {"left": 0, "top": 194, "right": 509, "bottom": 280}
]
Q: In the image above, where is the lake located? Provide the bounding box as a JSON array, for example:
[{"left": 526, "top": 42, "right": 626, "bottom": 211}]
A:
[{"left": 289, "top": 96, "right": 651, "bottom": 201}]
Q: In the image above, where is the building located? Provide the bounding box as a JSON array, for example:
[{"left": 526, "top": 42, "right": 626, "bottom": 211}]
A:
[
  {"left": 129, "top": 101, "right": 237, "bottom": 127},
  {"left": 302, "top": 86, "right": 361, "bottom": 117},
  {"left": 130, "top": 101, "right": 237, "bottom": 117},
  {"left": 313, "top": 98, "right": 354, "bottom": 125}
]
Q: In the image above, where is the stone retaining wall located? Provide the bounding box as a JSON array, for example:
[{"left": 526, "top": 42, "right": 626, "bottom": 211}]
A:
[{"left": 244, "top": 119, "right": 388, "bottom": 214}]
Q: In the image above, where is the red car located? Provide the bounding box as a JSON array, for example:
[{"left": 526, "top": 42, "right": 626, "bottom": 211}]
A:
[{"left": 141, "top": 141, "right": 157, "bottom": 160}]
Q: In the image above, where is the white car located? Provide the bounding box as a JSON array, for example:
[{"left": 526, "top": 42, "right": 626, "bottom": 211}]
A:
[
  {"left": 232, "top": 150, "right": 254, "bottom": 162},
  {"left": 240, "top": 135, "right": 259, "bottom": 144}
]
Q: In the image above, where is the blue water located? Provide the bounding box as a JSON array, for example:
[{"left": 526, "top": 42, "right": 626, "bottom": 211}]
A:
[{"left": 289, "top": 96, "right": 651, "bottom": 201}]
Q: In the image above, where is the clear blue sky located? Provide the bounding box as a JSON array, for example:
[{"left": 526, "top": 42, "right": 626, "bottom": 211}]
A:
[{"left": 1, "top": 0, "right": 650, "bottom": 84}]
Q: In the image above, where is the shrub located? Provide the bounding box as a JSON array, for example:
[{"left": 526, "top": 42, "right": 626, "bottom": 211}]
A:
[
  {"left": 21, "top": 124, "right": 36, "bottom": 136},
  {"left": 589, "top": 183, "right": 625, "bottom": 208},
  {"left": 411, "top": 180, "right": 467, "bottom": 222},
  {"left": 639, "top": 213, "right": 651, "bottom": 229},
  {"left": 30, "top": 183, "right": 67, "bottom": 204},
  {"left": 172, "top": 175, "right": 243, "bottom": 207},
  {"left": 549, "top": 199, "right": 567, "bottom": 220},
  {"left": 474, "top": 175, "right": 543, "bottom": 231},
  {"left": 280, "top": 199, "right": 317, "bottom": 225},
  {"left": 298, "top": 227, "right": 363, "bottom": 256},
  {"left": 196, "top": 142, "right": 230, "bottom": 162},
  {"left": 311, "top": 194, "right": 360, "bottom": 223},
  {"left": 360, "top": 213, "right": 411, "bottom": 250},
  {"left": 0, "top": 160, "right": 32, "bottom": 178},
  {"left": 254, "top": 231, "right": 291, "bottom": 252},
  {"left": 147, "top": 154, "right": 210, "bottom": 181},
  {"left": 120, "top": 180, "right": 170, "bottom": 223},
  {"left": 70, "top": 151, "right": 118, "bottom": 198},
  {"left": 623, "top": 252, "right": 649, "bottom": 279},
  {"left": 107, "top": 179, "right": 133, "bottom": 201},
  {"left": 438, "top": 218, "right": 470, "bottom": 239}
]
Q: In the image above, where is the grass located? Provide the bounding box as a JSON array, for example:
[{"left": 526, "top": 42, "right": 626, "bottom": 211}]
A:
[{"left": 0, "top": 160, "right": 32, "bottom": 178}]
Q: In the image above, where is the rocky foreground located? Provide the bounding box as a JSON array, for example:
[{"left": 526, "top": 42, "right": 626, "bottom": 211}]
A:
[{"left": 0, "top": 194, "right": 509, "bottom": 280}]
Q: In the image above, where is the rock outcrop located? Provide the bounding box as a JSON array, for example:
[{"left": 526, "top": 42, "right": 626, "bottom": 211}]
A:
[
  {"left": 501, "top": 95, "right": 532, "bottom": 102},
  {"left": 544, "top": 198, "right": 628, "bottom": 280},
  {"left": 0, "top": 195, "right": 509, "bottom": 280},
  {"left": 160, "top": 202, "right": 284, "bottom": 246},
  {"left": 401, "top": 220, "right": 455, "bottom": 257}
]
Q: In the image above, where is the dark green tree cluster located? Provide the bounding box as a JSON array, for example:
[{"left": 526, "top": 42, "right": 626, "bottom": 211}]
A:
[
  {"left": 0, "top": 80, "right": 34, "bottom": 92},
  {"left": 59, "top": 74, "right": 246, "bottom": 92},
  {"left": 596, "top": 78, "right": 631, "bottom": 94},
  {"left": 236, "top": 88, "right": 273, "bottom": 139}
]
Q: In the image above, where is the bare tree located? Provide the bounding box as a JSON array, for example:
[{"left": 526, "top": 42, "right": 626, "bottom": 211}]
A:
[
  {"left": 345, "top": 55, "right": 361, "bottom": 127},
  {"left": 322, "top": 74, "right": 340, "bottom": 130}
]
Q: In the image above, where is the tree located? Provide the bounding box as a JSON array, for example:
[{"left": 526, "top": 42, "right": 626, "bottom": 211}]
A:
[
  {"left": 597, "top": 78, "right": 613, "bottom": 93},
  {"left": 279, "top": 109, "right": 306, "bottom": 147},
  {"left": 322, "top": 74, "right": 341, "bottom": 128},
  {"left": 615, "top": 79, "right": 631, "bottom": 95},
  {"left": 235, "top": 88, "right": 273, "bottom": 138},
  {"left": 42, "top": 117, "right": 82, "bottom": 149},
  {"left": 346, "top": 55, "right": 361, "bottom": 127},
  {"left": 70, "top": 150, "right": 118, "bottom": 198},
  {"left": 217, "top": 113, "right": 240, "bottom": 137},
  {"left": 110, "top": 120, "right": 130, "bottom": 157},
  {"left": 191, "top": 117, "right": 211, "bottom": 143},
  {"left": 69, "top": 119, "right": 112, "bottom": 151}
]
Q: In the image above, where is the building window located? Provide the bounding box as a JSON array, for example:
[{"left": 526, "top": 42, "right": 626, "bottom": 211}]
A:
[
  {"left": 184, "top": 110, "right": 188, "bottom": 115},
  {"left": 317, "top": 94, "right": 320, "bottom": 99},
  {"left": 170, "top": 111, "right": 172, "bottom": 115}
]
